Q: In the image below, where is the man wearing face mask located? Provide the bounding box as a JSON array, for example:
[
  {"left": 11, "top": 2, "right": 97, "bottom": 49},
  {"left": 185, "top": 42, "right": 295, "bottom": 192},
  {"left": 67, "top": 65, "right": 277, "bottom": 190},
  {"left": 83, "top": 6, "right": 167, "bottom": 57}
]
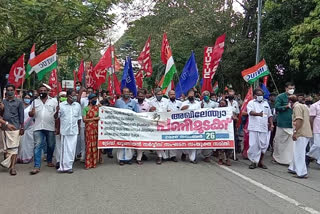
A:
[
  {"left": 227, "top": 89, "right": 240, "bottom": 154},
  {"left": 29, "top": 84, "right": 58, "bottom": 175},
  {"left": 201, "top": 90, "right": 219, "bottom": 109},
  {"left": 273, "top": 82, "right": 295, "bottom": 165},
  {"left": 166, "top": 90, "right": 182, "bottom": 162},
  {"left": 56, "top": 89, "right": 81, "bottom": 173},
  {"left": 288, "top": 95, "right": 312, "bottom": 178},
  {"left": 149, "top": 88, "right": 169, "bottom": 164},
  {"left": 181, "top": 89, "right": 201, "bottom": 163},
  {"left": 75, "top": 81, "right": 82, "bottom": 93},
  {"left": 247, "top": 89, "right": 273, "bottom": 169},
  {"left": 115, "top": 87, "right": 140, "bottom": 165},
  {"left": 135, "top": 89, "right": 150, "bottom": 165},
  {"left": 0, "top": 84, "right": 24, "bottom": 175}
]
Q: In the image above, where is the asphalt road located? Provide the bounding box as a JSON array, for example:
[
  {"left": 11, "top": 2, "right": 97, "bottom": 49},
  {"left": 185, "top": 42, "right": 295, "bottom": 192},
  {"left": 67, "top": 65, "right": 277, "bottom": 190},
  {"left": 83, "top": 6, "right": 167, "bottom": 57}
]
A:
[{"left": 1, "top": 151, "right": 320, "bottom": 214}]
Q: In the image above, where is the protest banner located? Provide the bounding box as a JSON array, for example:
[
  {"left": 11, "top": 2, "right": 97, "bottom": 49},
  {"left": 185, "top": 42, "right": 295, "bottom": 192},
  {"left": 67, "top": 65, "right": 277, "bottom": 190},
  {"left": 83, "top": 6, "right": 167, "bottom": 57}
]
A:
[{"left": 98, "top": 106, "right": 235, "bottom": 150}]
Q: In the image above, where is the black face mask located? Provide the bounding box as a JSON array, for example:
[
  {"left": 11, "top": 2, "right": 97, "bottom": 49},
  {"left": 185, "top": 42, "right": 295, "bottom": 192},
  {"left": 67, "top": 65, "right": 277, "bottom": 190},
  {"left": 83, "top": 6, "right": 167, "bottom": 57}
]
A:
[
  {"left": 228, "top": 95, "right": 234, "bottom": 100},
  {"left": 39, "top": 93, "right": 48, "bottom": 99},
  {"left": 305, "top": 101, "right": 313, "bottom": 105},
  {"left": 137, "top": 98, "right": 144, "bottom": 104},
  {"left": 188, "top": 96, "right": 194, "bottom": 102},
  {"left": 170, "top": 97, "right": 176, "bottom": 102}
]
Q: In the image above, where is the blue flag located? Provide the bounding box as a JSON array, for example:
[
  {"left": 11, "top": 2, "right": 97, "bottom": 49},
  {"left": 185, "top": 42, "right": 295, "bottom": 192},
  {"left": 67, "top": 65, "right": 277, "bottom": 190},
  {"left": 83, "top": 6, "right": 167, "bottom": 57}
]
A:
[
  {"left": 175, "top": 52, "right": 199, "bottom": 98},
  {"left": 121, "top": 57, "right": 137, "bottom": 97},
  {"left": 260, "top": 83, "right": 270, "bottom": 99}
]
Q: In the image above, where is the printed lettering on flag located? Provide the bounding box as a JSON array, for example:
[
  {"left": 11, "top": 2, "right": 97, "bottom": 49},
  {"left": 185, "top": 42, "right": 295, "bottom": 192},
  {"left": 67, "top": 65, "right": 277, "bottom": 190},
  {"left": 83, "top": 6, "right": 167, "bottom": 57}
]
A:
[
  {"left": 138, "top": 36, "right": 153, "bottom": 77},
  {"left": 241, "top": 59, "right": 270, "bottom": 85},
  {"left": 201, "top": 34, "right": 226, "bottom": 93}
]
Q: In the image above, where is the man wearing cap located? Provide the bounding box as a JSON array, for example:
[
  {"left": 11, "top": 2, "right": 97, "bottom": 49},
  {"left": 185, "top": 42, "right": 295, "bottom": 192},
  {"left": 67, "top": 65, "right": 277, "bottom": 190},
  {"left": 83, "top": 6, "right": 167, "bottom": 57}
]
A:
[{"left": 29, "top": 84, "right": 58, "bottom": 175}]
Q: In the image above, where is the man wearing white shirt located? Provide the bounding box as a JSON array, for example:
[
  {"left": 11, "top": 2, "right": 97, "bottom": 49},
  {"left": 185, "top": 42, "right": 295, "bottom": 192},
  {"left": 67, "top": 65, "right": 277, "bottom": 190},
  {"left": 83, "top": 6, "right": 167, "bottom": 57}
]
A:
[
  {"left": 56, "top": 89, "right": 82, "bottom": 173},
  {"left": 166, "top": 90, "right": 182, "bottom": 162},
  {"left": 181, "top": 89, "right": 201, "bottom": 163},
  {"left": 201, "top": 90, "right": 219, "bottom": 109},
  {"left": 135, "top": 90, "right": 151, "bottom": 165},
  {"left": 149, "top": 88, "right": 169, "bottom": 164},
  {"left": 29, "top": 85, "right": 58, "bottom": 175},
  {"left": 247, "top": 89, "right": 273, "bottom": 169}
]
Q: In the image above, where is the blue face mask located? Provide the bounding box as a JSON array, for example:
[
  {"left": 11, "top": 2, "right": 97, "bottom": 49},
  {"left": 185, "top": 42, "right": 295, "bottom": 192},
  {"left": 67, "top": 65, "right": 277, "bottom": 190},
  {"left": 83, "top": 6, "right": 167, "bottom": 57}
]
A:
[
  {"left": 24, "top": 98, "right": 31, "bottom": 104},
  {"left": 203, "top": 96, "right": 210, "bottom": 102},
  {"left": 76, "top": 86, "right": 81, "bottom": 91}
]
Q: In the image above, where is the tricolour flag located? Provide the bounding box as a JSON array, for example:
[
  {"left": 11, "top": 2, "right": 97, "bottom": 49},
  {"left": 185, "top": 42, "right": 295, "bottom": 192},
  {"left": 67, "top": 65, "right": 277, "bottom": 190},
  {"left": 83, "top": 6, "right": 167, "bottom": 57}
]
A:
[
  {"left": 28, "top": 44, "right": 57, "bottom": 80},
  {"left": 160, "top": 33, "right": 177, "bottom": 90},
  {"left": 241, "top": 59, "right": 270, "bottom": 85},
  {"left": 175, "top": 52, "right": 199, "bottom": 99},
  {"left": 213, "top": 82, "right": 219, "bottom": 94},
  {"left": 25, "top": 43, "right": 36, "bottom": 78}
]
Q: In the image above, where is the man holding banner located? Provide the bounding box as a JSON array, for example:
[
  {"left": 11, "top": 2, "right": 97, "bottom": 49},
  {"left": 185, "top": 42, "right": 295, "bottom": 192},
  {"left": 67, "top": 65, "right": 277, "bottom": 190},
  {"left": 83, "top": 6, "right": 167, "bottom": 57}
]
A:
[
  {"left": 115, "top": 87, "right": 139, "bottom": 165},
  {"left": 247, "top": 89, "right": 273, "bottom": 169},
  {"left": 149, "top": 88, "right": 169, "bottom": 164},
  {"left": 180, "top": 89, "right": 201, "bottom": 163}
]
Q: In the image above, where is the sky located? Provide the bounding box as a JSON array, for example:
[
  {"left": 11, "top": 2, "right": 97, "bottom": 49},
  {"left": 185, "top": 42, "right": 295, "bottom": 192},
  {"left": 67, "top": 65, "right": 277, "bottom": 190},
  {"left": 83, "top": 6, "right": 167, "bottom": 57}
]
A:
[{"left": 108, "top": 0, "right": 244, "bottom": 42}]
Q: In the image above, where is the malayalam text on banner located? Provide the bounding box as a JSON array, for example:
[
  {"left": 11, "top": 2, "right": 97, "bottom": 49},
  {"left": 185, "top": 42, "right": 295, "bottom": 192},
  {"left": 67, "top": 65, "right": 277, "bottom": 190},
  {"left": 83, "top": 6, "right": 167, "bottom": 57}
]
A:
[{"left": 98, "top": 106, "right": 235, "bottom": 150}]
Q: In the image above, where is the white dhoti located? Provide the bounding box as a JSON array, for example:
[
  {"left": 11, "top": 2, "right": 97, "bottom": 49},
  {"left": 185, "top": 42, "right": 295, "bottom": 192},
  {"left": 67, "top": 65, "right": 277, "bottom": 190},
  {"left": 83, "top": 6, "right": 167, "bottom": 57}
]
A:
[
  {"left": 58, "top": 135, "right": 78, "bottom": 172},
  {"left": 17, "top": 127, "right": 34, "bottom": 163},
  {"left": 117, "top": 148, "right": 133, "bottom": 162},
  {"left": 289, "top": 137, "right": 309, "bottom": 177},
  {"left": 273, "top": 127, "right": 294, "bottom": 164},
  {"left": 156, "top": 150, "right": 168, "bottom": 159},
  {"left": 1, "top": 130, "right": 21, "bottom": 168},
  {"left": 248, "top": 131, "right": 269, "bottom": 163},
  {"left": 307, "top": 133, "right": 320, "bottom": 164},
  {"left": 54, "top": 135, "right": 61, "bottom": 162}
]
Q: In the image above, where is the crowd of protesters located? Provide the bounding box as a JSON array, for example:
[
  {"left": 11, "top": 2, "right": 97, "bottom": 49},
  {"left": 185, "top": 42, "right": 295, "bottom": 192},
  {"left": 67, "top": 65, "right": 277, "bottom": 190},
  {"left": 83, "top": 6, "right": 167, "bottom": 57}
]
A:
[{"left": 0, "top": 81, "right": 319, "bottom": 179}]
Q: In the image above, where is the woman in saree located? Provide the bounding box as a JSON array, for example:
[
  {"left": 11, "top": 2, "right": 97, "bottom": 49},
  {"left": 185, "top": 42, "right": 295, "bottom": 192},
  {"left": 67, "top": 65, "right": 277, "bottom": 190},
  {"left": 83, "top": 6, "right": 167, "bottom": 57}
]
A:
[
  {"left": 83, "top": 93, "right": 101, "bottom": 169},
  {"left": 17, "top": 93, "right": 34, "bottom": 164}
]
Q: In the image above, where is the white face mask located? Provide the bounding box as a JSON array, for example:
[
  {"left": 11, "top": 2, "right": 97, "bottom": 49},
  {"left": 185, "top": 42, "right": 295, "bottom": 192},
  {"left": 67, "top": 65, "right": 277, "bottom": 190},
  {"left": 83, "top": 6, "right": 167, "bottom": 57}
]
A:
[
  {"left": 256, "top": 96, "right": 264, "bottom": 102},
  {"left": 287, "top": 89, "right": 295, "bottom": 95}
]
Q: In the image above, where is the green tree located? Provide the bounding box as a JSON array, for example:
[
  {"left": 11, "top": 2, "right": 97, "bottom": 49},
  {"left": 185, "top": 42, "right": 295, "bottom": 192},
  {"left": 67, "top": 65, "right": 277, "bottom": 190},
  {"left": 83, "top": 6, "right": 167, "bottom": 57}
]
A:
[
  {"left": 0, "top": 0, "right": 119, "bottom": 91},
  {"left": 289, "top": 0, "right": 320, "bottom": 81}
]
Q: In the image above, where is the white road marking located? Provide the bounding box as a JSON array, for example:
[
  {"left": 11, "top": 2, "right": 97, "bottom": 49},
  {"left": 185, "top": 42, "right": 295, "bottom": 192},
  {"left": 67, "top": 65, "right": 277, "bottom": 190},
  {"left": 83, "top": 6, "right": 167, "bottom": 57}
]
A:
[{"left": 217, "top": 164, "right": 320, "bottom": 214}]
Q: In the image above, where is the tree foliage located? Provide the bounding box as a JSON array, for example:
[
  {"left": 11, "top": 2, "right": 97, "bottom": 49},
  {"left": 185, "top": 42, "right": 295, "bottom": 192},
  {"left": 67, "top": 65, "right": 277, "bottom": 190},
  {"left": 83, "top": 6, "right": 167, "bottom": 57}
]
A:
[{"left": 0, "top": 0, "right": 118, "bottom": 89}]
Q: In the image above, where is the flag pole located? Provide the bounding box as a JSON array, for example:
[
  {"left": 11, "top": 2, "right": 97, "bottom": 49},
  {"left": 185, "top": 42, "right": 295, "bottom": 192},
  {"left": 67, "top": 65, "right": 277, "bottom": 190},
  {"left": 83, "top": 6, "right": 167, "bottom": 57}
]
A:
[
  {"left": 20, "top": 53, "right": 25, "bottom": 97},
  {"left": 254, "top": 0, "right": 262, "bottom": 89},
  {"left": 55, "top": 40, "right": 60, "bottom": 105},
  {"left": 269, "top": 72, "right": 279, "bottom": 95}
]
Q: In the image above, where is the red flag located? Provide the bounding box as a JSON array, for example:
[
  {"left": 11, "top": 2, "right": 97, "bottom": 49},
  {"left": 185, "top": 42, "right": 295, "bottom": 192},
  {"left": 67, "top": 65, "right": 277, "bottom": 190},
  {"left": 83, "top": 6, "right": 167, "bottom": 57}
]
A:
[
  {"left": 113, "top": 73, "right": 121, "bottom": 95},
  {"left": 8, "top": 54, "right": 25, "bottom": 88},
  {"left": 138, "top": 36, "right": 153, "bottom": 77},
  {"left": 263, "top": 76, "right": 269, "bottom": 86},
  {"left": 135, "top": 70, "right": 144, "bottom": 89},
  {"left": 237, "top": 87, "right": 253, "bottom": 128},
  {"left": 161, "top": 33, "right": 171, "bottom": 64},
  {"left": 86, "top": 62, "right": 95, "bottom": 88},
  {"left": 93, "top": 46, "right": 112, "bottom": 89},
  {"left": 114, "top": 55, "right": 121, "bottom": 72},
  {"left": 48, "top": 69, "right": 61, "bottom": 97},
  {"left": 201, "top": 34, "right": 226, "bottom": 93},
  {"left": 77, "top": 60, "right": 84, "bottom": 82}
]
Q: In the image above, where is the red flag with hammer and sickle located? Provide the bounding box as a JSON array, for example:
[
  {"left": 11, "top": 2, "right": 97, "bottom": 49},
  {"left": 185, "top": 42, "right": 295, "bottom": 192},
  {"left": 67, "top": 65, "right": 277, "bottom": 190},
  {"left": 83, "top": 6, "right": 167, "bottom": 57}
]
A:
[
  {"left": 48, "top": 69, "right": 61, "bottom": 97},
  {"left": 8, "top": 54, "right": 25, "bottom": 88}
]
